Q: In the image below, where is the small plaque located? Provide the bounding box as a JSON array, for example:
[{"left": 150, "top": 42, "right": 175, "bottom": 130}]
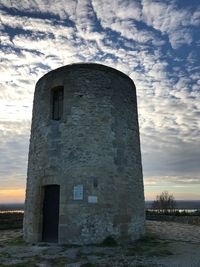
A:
[
  {"left": 73, "top": 185, "right": 83, "bottom": 200},
  {"left": 88, "top": 195, "right": 98, "bottom": 203}
]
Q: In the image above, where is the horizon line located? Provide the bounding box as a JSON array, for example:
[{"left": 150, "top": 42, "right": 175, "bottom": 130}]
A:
[{"left": 1, "top": 199, "right": 200, "bottom": 205}]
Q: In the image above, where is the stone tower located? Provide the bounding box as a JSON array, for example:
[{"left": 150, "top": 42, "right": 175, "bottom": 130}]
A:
[{"left": 23, "top": 63, "right": 145, "bottom": 244}]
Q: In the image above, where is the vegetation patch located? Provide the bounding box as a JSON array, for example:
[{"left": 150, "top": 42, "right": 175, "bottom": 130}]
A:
[
  {"left": 81, "top": 263, "right": 96, "bottom": 267},
  {"left": 36, "top": 242, "right": 50, "bottom": 247},
  {"left": 0, "top": 213, "right": 23, "bottom": 230},
  {"left": 62, "top": 243, "right": 81, "bottom": 249},
  {"left": 0, "top": 251, "right": 10, "bottom": 259},
  {"left": 0, "top": 261, "right": 35, "bottom": 267},
  {"left": 88, "top": 252, "right": 106, "bottom": 257},
  {"left": 7, "top": 235, "right": 26, "bottom": 246},
  {"left": 126, "top": 234, "right": 173, "bottom": 257},
  {"left": 100, "top": 236, "right": 118, "bottom": 247},
  {"left": 50, "top": 257, "right": 69, "bottom": 266}
]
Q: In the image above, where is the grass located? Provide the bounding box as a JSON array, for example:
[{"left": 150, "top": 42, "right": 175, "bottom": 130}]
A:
[
  {"left": 0, "top": 261, "right": 35, "bottom": 267},
  {"left": 126, "top": 234, "right": 173, "bottom": 257},
  {"left": 0, "top": 254, "right": 70, "bottom": 267},
  {"left": 7, "top": 235, "right": 26, "bottom": 246},
  {"left": 0, "top": 213, "right": 23, "bottom": 230},
  {"left": 0, "top": 230, "right": 174, "bottom": 266},
  {"left": 88, "top": 252, "right": 106, "bottom": 257},
  {"left": 100, "top": 236, "right": 118, "bottom": 247},
  {"left": 49, "top": 257, "right": 69, "bottom": 266},
  {"left": 61, "top": 243, "right": 81, "bottom": 249},
  {"left": 0, "top": 251, "right": 10, "bottom": 259},
  {"left": 80, "top": 264, "right": 96, "bottom": 267}
]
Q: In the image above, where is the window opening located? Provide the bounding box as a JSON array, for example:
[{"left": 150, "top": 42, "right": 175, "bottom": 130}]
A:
[{"left": 52, "top": 86, "right": 64, "bottom": 120}]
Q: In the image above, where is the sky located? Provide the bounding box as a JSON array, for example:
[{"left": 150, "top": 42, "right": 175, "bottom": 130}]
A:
[{"left": 0, "top": 0, "right": 200, "bottom": 203}]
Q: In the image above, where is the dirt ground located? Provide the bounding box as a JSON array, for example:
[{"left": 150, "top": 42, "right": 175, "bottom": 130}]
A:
[{"left": 0, "top": 220, "right": 200, "bottom": 267}]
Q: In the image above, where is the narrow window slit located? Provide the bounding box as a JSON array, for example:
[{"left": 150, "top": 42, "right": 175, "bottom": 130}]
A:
[{"left": 51, "top": 86, "right": 64, "bottom": 120}]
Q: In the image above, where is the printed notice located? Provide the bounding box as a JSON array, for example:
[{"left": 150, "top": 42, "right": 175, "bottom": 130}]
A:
[
  {"left": 73, "top": 185, "right": 83, "bottom": 200},
  {"left": 88, "top": 195, "right": 98, "bottom": 203}
]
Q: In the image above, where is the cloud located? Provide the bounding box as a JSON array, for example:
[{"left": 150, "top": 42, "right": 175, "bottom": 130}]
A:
[
  {"left": 0, "top": 121, "right": 30, "bottom": 192},
  {"left": 0, "top": 0, "right": 199, "bottom": 201},
  {"left": 144, "top": 175, "right": 200, "bottom": 186},
  {"left": 141, "top": 0, "right": 200, "bottom": 48}
]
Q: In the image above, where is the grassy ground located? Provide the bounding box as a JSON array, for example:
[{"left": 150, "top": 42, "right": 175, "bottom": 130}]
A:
[
  {"left": 0, "top": 214, "right": 200, "bottom": 266},
  {"left": 0, "top": 213, "right": 23, "bottom": 230},
  {"left": 0, "top": 231, "right": 174, "bottom": 267}
]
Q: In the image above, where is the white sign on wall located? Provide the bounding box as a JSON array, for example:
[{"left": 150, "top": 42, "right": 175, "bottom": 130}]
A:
[
  {"left": 73, "top": 184, "right": 83, "bottom": 200},
  {"left": 88, "top": 195, "right": 98, "bottom": 203}
]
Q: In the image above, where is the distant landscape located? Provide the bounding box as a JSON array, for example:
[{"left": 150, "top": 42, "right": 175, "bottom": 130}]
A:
[
  {"left": 0, "top": 203, "right": 24, "bottom": 211},
  {"left": 0, "top": 200, "right": 200, "bottom": 212},
  {"left": 145, "top": 200, "right": 200, "bottom": 210}
]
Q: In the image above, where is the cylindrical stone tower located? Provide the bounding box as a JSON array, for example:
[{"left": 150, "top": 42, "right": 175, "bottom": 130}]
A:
[{"left": 23, "top": 63, "right": 145, "bottom": 244}]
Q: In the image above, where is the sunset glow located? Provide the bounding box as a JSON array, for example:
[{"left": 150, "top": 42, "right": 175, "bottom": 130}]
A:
[
  {"left": 0, "top": 189, "right": 25, "bottom": 203},
  {"left": 0, "top": 186, "right": 199, "bottom": 203}
]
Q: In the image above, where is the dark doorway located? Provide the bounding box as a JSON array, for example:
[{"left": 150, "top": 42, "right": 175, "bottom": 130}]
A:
[{"left": 42, "top": 185, "right": 60, "bottom": 242}]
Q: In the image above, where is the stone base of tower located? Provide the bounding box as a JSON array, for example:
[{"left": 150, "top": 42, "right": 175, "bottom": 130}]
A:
[{"left": 24, "top": 209, "right": 145, "bottom": 245}]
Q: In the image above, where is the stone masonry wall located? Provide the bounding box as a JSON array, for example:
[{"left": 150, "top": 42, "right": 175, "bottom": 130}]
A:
[{"left": 23, "top": 63, "right": 145, "bottom": 244}]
